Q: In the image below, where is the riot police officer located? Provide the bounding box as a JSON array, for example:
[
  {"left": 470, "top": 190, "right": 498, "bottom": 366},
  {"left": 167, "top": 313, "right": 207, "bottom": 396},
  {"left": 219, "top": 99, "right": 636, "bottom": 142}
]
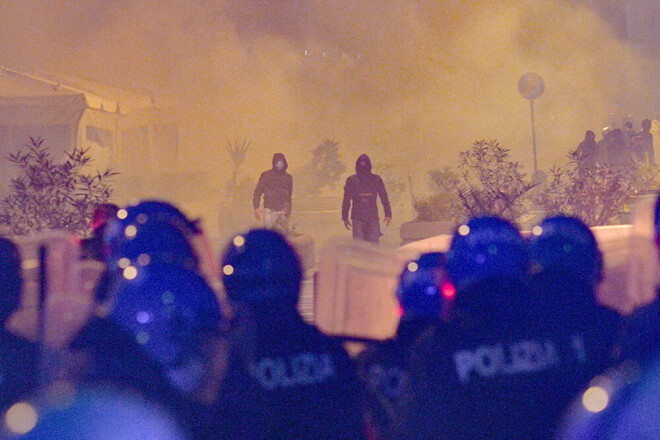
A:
[
  {"left": 397, "top": 216, "right": 603, "bottom": 440},
  {"left": 0, "top": 237, "right": 39, "bottom": 412},
  {"left": 69, "top": 200, "right": 228, "bottom": 440},
  {"left": 355, "top": 252, "right": 452, "bottom": 440},
  {"left": 218, "top": 228, "right": 366, "bottom": 440},
  {"left": 528, "top": 214, "right": 622, "bottom": 376}
]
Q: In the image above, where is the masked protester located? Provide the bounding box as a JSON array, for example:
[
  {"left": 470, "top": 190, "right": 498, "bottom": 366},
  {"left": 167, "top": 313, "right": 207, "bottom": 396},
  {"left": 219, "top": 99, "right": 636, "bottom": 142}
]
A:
[
  {"left": 355, "top": 252, "right": 453, "bottom": 440},
  {"left": 631, "top": 118, "right": 655, "bottom": 165},
  {"left": 396, "top": 216, "right": 603, "bottom": 440},
  {"left": 342, "top": 154, "right": 392, "bottom": 243},
  {"left": 576, "top": 130, "right": 598, "bottom": 171},
  {"left": 253, "top": 153, "right": 293, "bottom": 231},
  {"left": 217, "top": 228, "right": 366, "bottom": 440}
]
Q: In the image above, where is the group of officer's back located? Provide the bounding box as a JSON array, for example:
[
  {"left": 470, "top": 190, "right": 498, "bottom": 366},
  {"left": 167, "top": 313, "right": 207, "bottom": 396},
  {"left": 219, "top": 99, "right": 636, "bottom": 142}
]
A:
[
  {"left": 0, "top": 199, "right": 658, "bottom": 439},
  {"left": 358, "top": 213, "right": 658, "bottom": 440},
  {"left": 0, "top": 200, "right": 366, "bottom": 439}
]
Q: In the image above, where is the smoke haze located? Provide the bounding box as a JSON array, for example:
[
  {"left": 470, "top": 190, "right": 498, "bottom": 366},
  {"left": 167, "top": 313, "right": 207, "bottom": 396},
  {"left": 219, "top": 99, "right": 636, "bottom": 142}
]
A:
[{"left": 1, "top": 0, "right": 658, "bottom": 199}]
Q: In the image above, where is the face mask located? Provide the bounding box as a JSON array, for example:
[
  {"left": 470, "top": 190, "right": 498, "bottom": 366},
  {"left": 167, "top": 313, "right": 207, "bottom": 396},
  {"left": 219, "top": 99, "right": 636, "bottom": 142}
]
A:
[{"left": 275, "top": 161, "right": 284, "bottom": 170}]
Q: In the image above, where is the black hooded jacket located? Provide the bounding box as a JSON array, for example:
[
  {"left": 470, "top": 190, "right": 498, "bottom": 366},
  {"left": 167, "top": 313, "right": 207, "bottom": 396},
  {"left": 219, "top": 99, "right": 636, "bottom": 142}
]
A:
[
  {"left": 253, "top": 153, "right": 293, "bottom": 215},
  {"left": 342, "top": 154, "right": 391, "bottom": 222}
]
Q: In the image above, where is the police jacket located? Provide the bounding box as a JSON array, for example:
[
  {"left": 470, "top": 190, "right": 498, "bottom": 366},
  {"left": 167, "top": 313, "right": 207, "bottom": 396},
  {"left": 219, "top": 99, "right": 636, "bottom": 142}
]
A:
[
  {"left": 252, "top": 153, "right": 293, "bottom": 214},
  {"left": 529, "top": 271, "right": 622, "bottom": 375},
  {"left": 396, "top": 279, "right": 603, "bottom": 440},
  {"left": 342, "top": 155, "right": 391, "bottom": 222},
  {"left": 0, "top": 329, "right": 39, "bottom": 412},
  {"left": 218, "top": 310, "right": 366, "bottom": 440},
  {"left": 355, "top": 321, "right": 434, "bottom": 440}
]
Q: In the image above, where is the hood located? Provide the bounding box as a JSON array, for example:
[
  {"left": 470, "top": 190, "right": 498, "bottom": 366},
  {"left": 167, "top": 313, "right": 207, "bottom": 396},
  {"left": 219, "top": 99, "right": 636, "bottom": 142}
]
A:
[
  {"left": 272, "top": 153, "right": 288, "bottom": 171},
  {"left": 355, "top": 154, "right": 372, "bottom": 176}
]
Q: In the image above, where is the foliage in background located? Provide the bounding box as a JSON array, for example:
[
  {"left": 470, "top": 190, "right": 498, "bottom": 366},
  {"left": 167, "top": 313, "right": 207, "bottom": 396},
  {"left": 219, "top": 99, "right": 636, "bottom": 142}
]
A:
[
  {"left": 534, "top": 150, "right": 657, "bottom": 225},
  {"left": 414, "top": 167, "right": 466, "bottom": 223},
  {"left": 456, "top": 139, "right": 536, "bottom": 221},
  {"left": 373, "top": 160, "right": 407, "bottom": 206},
  {"left": 293, "top": 139, "right": 346, "bottom": 197},
  {"left": 223, "top": 138, "right": 254, "bottom": 206},
  {"left": 414, "top": 139, "right": 535, "bottom": 224},
  {"left": 0, "top": 137, "right": 117, "bottom": 236}
]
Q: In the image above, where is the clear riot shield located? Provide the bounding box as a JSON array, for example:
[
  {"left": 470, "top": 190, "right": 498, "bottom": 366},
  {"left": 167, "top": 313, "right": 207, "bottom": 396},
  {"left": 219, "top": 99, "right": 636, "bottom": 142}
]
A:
[
  {"left": 594, "top": 193, "right": 659, "bottom": 315},
  {"left": 314, "top": 237, "right": 417, "bottom": 341},
  {"left": 6, "top": 231, "right": 105, "bottom": 348},
  {"left": 624, "top": 193, "right": 660, "bottom": 310}
]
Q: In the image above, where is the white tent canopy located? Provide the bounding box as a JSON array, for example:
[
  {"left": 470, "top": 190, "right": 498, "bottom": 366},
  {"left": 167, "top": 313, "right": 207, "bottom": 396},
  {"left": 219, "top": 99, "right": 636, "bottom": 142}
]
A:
[{"left": 0, "top": 66, "right": 178, "bottom": 203}]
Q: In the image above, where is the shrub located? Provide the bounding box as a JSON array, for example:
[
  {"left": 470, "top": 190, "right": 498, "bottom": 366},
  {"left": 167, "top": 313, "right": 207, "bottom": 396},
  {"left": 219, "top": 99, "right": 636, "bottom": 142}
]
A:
[
  {"left": 293, "top": 139, "right": 346, "bottom": 197},
  {"left": 0, "top": 137, "right": 117, "bottom": 236},
  {"left": 415, "top": 139, "right": 535, "bottom": 224},
  {"left": 534, "top": 150, "right": 657, "bottom": 225}
]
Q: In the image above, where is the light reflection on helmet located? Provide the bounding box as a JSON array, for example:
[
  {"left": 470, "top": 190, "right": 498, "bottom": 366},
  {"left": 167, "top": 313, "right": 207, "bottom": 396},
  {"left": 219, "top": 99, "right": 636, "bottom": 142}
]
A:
[
  {"left": 396, "top": 252, "right": 452, "bottom": 320},
  {"left": 220, "top": 228, "right": 302, "bottom": 308},
  {"left": 529, "top": 215, "right": 603, "bottom": 286},
  {"left": 108, "top": 263, "right": 223, "bottom": 394},
  {"left": 103, "top": 201, "right": 199, "bottom": 273},
  {"left": 446, "top": 216, "right": 528, "bottom": 291}
]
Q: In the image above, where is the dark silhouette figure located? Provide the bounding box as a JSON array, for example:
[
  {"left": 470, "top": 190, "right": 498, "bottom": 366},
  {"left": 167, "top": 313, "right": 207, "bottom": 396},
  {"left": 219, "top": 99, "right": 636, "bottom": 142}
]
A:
[
  {"left": 342, "top": 154, "right": 392, "bottom": 243},
  {"left": 397, "top": 216, "right": 607, "bottom": 440},
  {"left": 608, "top": 128, "right": 631, "bottom": 169},
  {"left": 632, "top": 119, "right": 655, "bottom": 165},
  {"left": 623, "top": 120, "right": 636, "bottom": 150},
  {"left": 356, "top": 252, "right": 452, "bottom": 440},
  {"left": 252, "top": 153, "right": 293, "bottom": 230},
  {"left": 576, "top": 130, "right": 599, "bottom": 171},
  {"left": 596, "top": 128, "right": 613, "bottom": 166},
  {"left": 218, "top": 229, "right": 366, "bottom": 440},
  {"left": 0, "top": 237, "right": 39, "bottom": 412}
]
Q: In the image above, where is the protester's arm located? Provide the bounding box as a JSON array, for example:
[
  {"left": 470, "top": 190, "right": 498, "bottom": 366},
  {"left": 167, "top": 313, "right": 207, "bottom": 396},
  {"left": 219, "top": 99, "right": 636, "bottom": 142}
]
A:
[
  {"left": 342, "top": 178, "right": 352, "bottom": 229},
  {"left": 253, "top": 173, "right": 266, "bottom": 219},
  {"left": 253, "top": 174, "right": 266, "bottom": 209},
  {"left": 286, "top": 174, "right": 293, "bottom": 217},
  {"left": 377, "top": 176, "right": 392, "bottom": 226}
]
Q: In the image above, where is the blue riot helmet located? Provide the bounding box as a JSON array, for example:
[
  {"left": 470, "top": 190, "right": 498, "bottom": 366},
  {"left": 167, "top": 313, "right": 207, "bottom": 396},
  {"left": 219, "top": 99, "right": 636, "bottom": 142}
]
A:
[
  {"left": 0, "top": 237, "right": 22, "bottom": 325},
  {"left": 2, "top": 384, "right": 190, "bottom": 440},
  {"left": 103, "top": 201, "right": 199, "bottom": 273},
  {"left": 446, "top": 216, "right": 529, "bottom": 292},
  {"left": 396, "top": 252, "right": 453, "bottom": 321},
  {"left": 529, "top": 215, "right": 603, "bottom": 286},
  {"left": 220, "top": 228, "right": 302, "bottom": 310},
  {"left": 107, "top": 263, "right": 223, "bottom": 394}
]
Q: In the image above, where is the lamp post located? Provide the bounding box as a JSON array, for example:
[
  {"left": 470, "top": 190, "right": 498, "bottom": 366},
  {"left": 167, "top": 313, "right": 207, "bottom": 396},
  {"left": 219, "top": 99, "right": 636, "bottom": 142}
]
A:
[{"left": 518, "top": 73, "right": 545, "bottom": 177}]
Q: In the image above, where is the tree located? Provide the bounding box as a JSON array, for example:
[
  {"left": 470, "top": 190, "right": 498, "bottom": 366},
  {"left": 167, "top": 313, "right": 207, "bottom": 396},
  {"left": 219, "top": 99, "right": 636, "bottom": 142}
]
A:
[
  {"left": 223, "top": 138, "right": 254, "bottom": 205},
  {"left": 414, "top": 139, "right": 536, "bottom": 224},
  {"left": 456, "top": 139, "right": 536, "bottom": 222},
  {"left": 0, "top": 137, "right": 117, "bottom": 236},
  {"left": 413, "top": 167, "right": 466, "bottom": 223},
  {"left": 534, "top": 150, "right": 657, "bottom": 225},
  {"left": 293, "top": 139, "right": 346, "bottom": 197}
]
